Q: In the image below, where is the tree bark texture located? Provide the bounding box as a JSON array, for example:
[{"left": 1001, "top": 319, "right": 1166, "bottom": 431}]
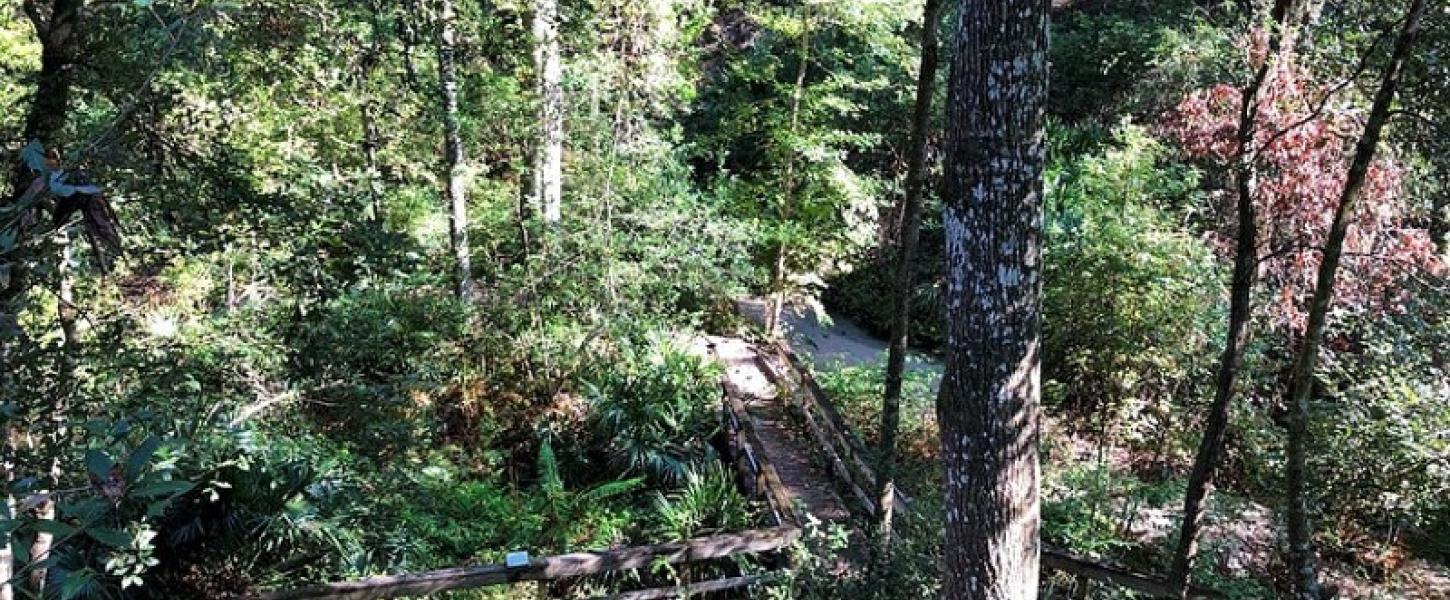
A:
[
  {"left": 937, "top": 1, "right": 1049, "bottom": 598},
  {"left": 533, "top": 0, "right": 564, "bottom": 224}
]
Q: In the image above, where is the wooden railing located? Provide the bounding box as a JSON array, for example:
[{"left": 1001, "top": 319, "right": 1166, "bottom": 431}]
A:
[
  {"left": 256, "top": 528, "right": 796, "bottom": 600},
  {"left": 758, "top": 340, "right": 1226, "bottom": 600}
]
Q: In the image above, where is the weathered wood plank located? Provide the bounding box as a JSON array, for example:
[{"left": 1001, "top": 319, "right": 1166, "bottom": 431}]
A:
[
  {"left": 721, "top": 378, "right": 805, "bottom": 527},
  {"left": 585, "top": 575, "right": 767, "bottom": 600},
  {"left": 765, "top": 342, "right": 916, "bottom": 513},
  {"left": 255, "top": 527, "right": 801, "bottom": 600}
]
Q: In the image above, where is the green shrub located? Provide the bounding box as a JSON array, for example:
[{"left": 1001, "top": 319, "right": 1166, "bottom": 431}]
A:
[
  {"left": 1042, "top": 123, "right": 1223, "bottom": 443},
  {"left": 584, "top": 336, "right": 723, "bottom": 484},
  {"left": 651, "top": 462, "right": 753, "bottom": 541}
]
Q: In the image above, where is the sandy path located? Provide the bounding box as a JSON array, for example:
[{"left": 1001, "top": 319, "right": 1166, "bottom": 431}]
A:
[{"left": 735, "top": 298, "right": 943, "bottom": 388}]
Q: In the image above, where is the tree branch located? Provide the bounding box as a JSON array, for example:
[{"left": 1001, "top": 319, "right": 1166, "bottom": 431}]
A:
[{"left": 21, "top": 0, "right": 47, "bottom": 37}]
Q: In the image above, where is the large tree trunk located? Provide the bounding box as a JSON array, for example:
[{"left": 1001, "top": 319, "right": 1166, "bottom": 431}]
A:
[
  {"left": 763, "top": 3, "right": 812, "bottom": 339},
  {"left": 1284, "top": 2, "right": 1426, "bottom": 598},
  {"left": 937, "top": 1, "right": 1049, "bottom": 598},
  {"left": 533, "top": 0, "right": 564, "bottom": 224},
  {"left": 1167, "top": 1, "right": 1315, "bottom": 594},
  {"left": 436, "top": 0, "right": 474, "bottom": 300},
  {"left": 874, "top": 0, "right": 941, "bottom": 562}
]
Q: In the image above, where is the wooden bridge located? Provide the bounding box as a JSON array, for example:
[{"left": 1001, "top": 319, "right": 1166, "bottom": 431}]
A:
[{"left": 255, "top": 336, "right": 1221, "bottom": 600}]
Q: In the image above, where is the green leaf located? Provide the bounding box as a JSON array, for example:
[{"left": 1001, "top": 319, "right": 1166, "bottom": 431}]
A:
[
  {"left": 61, "top": 569, "right": 97, "bottom": 600},
  {"left": 134, "top": 479, "right": 192, "bottom": 498},
  {"left": 20, "top": 140, "right": 45, "bottom": 172},
  {"left": 85, "top": 449, "right": 114, "bottom": 482},
  {"left": 32, "top": 519, "right": 77, "bottom": 537},
  {"left": 86, "top": 527, "right": 132, "bottom": 548},
  {"left": 127, "top": 435, "right": 162, "bottom": 480}
]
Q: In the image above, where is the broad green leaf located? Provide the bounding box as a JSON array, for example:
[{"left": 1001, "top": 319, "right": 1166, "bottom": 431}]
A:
[
  {"left": 134, "top": 479, "right": 192, "bottom": 498},
  {"left": 85, "top": 449, "right": 114, "bottom": 482},
  {"left": 20, "top": 140, "right": 45, "bottom": 172},
  {"left": 32, "top": 519, "right": 77, "bottom": 537},
  {"left": 86, "top": 527, "right": 132, "bottom": 548},
  {"left": 61, "top": 569, "right": 97, "bottom": 600},
  {"left": 127, "top": 435, "right": 162, "bottom": 480}
]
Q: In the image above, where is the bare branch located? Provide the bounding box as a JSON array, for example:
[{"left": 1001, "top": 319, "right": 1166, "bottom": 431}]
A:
[{"left": 1252, "top": 25, "right": 1393, "bottom": 158}]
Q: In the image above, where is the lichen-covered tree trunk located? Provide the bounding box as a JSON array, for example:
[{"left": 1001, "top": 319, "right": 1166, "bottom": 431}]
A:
[
  {"left": 1284, "top": 2, "right": 1426, "bottom": 597},
  {"left": 436, "top": 0, "right": 474, "bottom": 300},
  {"left": 875, "top": 0, "right": 941, "bottom": 562},
  {"left": 1167, "top": 1, "right": 1314, "bottom": 593},
  {"left": 937, "top": 1, "right": 1048, "bottom": 598},
  {"left": 1, "top": 462, "right": 13, "bottom": 600},
  {"left": 533, "top": 0, "right": 564, "bottom": 224}
]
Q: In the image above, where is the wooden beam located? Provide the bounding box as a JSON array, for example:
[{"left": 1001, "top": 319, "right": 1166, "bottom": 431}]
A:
[
  {"left": 586, "top": 575, "right": 767, "bottom": 600},
  {"left": 1042, "top": 548, "right": 1225, "bottom": 599},
  {"left": 255, "top": 527, "right": 801, "bottom": 600}
]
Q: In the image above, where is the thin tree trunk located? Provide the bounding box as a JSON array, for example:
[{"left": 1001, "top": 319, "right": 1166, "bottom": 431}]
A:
[
  {"left": 1, "top": 453, "right": 13, "bottom": 600},
  {"left": 1167, "top": 1, "right": 1313, "bottom": 593},
  {"left": 1284, "top": 3, "right": 1425, "bottom": 598},
  {"left": 3, "top": 3, "right": 85, "bottom": 593},
  {"left": 874, "top": 0, "right": 941, "bottom": 564},
  {"left": 533, "top": 0, "right": 564, "bottom": 224},
  {"left": 1431, "top": 192, "right": 1448, "bottom": 253},
  {"left": 436, "top": 0, "right": 474, "bottom": 300},
  {"left": 938, "top": 1, "right": 1049, "bottom": 598},
  {"left": 764, "top": 2, "right": 812, "bottom": 339},
  {"left": 3, "top": 0, "right": 85, "bottom": 313},
  {"left": 29, "top": 238, "right": 77, "bottom": 594}
]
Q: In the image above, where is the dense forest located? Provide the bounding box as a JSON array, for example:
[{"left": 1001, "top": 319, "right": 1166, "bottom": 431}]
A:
[{"left": 1, "top": 0, "right": 1448, "bottom": 598}]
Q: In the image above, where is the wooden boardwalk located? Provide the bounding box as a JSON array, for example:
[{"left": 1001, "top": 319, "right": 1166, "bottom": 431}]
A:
[{"left": 709, "top": 337, "right": 851, "bottom": 525}]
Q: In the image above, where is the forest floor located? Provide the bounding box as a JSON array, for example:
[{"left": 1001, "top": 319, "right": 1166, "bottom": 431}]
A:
[{"left": 727, "top": 297, "right": 1450, "bottom": 599}]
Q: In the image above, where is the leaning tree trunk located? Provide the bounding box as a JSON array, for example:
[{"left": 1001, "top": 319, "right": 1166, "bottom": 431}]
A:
[
  {"left": 763, "top": 2, "right": 812, "bottom": 339},
  {"left": 1284, "top": 2, "right": 1426, "bottom": 598},
  {"left": 436, "top": 0, "right": 474, "bottom": 300},
  {"left": 533, "top": 0, "right": 564, "bottom": 224},
  {"left": 874, "top": 0, "right": 942, "bottom": 563},
  {"left": 1167, "top": 0, "right": 1315, "bottom": 594},
  {"left": 937, "top": 1, "right": 1049, "bottom": 598}
]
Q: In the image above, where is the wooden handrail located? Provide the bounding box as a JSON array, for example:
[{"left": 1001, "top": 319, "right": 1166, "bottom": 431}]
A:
[
  {"left": 254, "top": 527, "right": 800, "bottom": 600},
  {"left": 585, "top": 574, "right": 768, "bottom": 600}
]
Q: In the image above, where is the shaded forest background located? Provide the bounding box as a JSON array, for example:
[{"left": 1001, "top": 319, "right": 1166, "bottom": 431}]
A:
[{"left": 0, "top": 0, "right": 1447, "bottom": 598}]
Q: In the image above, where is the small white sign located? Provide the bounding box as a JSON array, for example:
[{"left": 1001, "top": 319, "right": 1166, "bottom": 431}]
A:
[{"left": 505, "top": 551, "right": 529, "bottom": 568}]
